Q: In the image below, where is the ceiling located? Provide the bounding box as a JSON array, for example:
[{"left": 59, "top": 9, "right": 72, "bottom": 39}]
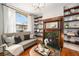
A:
[
  {"left": 5, "top": 3, "right": 78, "bottom": 19},
  {"left": 5, "top": 3, "right": 48, "bottom": 15}
]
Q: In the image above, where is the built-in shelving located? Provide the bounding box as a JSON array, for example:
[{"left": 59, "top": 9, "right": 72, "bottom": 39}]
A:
[
  {"left": 64, "top": 34, "right": 79, "bottom": 37},
  {"left": 64, "top": 5, "right": 79, "bottom": 17},
  {"left": 64, "top": 40, "right": 79, "bottom": 45},
  {"left": 34, "top": 17, "right": 43, "bottom": 37},
  {"left": 64, "top": 12, "right": 79, "bottom": 17},
  {"left": 64, "top": 5, "right": 79, "bottom": 45},
  {"left": 64, "top": 19, "right": 79, "bottom": 22},
  {"left": 65, "top": 28, "right": 79, "bottom": 29},
  {"left": 64, "top": 6, "right": 79, "bottom": 12}
]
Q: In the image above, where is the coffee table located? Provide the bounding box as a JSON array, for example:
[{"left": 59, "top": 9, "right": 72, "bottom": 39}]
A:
[
  {"left": 29, "top": 44, "right": 60, "bottom": 56},
  {"left": 29, "top": 45, "right": 42, "bottom": 56}
]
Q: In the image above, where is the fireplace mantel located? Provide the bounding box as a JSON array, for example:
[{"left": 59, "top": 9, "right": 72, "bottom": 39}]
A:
[{"left": 43, "top": 16, "right": 64, "bottom": 50}]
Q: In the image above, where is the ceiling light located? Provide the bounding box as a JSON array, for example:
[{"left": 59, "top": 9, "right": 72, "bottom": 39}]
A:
[{"left": 32, "top": 3, "right": 46, "bottom": 10}]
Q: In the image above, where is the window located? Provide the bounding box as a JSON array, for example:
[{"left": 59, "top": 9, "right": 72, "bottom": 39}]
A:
[{"left": 16, "top": 13, "right": 28, "bottom": 32}]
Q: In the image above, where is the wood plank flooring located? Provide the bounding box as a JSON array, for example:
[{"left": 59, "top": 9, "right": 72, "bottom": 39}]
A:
[
  {"left": 60, "top": 47, "right": 79, "bottom": 56},
  {"left": 19, "top": 44, "right": 36, "bottom": 56},
  {"left": 20, "top": 37, "right": 79, "bottom": 56},
  {"left": 20, "top": 45, "right": 79, "bottom": 56},
  {"left": 0, "top": 44, "right": 79, "bottom": 56}
]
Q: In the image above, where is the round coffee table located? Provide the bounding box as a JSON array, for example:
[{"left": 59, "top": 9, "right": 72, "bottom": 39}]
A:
[
  {"left": 29, "top": 45, "right": 60, "bottom": 56},
  {"left": 29, "top": 45, "right": 41, "bottom": 56}
]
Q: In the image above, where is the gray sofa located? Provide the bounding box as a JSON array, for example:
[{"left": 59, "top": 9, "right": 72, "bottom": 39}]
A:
[{"left": 1, "top": 32, "right": 37, "bottom": 55}]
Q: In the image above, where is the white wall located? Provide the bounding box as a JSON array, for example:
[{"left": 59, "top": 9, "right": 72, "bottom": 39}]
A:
[
  {"left": 41, "top": 3, "right": 64, "bottom": 19},
  {"left": 40, "top": 3, "right": 79, "bottom": 19}
]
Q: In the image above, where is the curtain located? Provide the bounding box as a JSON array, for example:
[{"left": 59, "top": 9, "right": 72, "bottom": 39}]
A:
[
  {"left": 27, "top": 15, "right": 32, "bottom": 32},
  {"left": 27, "top": 15, "right": 34, "bottom": 38},
  {"left": 3, "top": 6, "right": 16, "bottom": 33}
]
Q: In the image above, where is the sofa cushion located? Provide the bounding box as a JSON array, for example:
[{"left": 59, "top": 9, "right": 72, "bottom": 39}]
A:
[
  {"left": 15, "top": 32, "right": 30, "bottom": 41},
  {"left": 14, "top": 36, "right": 22, "bottom": 44},
  {"left": 18, "top": 39, "right": 36, "bottom": 46},
  {"left": 15, "top": 33, "right": 24, "bottom": 41},
  {"left": 24, "top": 34, "right": 30, "bottom": 40},
  {"left": 3, "top": 35, "right": 15, "bottom": 46}
]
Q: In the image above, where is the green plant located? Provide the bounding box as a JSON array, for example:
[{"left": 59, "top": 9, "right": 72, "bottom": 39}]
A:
[{"left": 45, "top": 31, "right": 59, "bottom": 38}]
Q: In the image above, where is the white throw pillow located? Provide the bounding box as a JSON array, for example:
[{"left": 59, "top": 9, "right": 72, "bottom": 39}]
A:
[
  {"left": 4, "top": 36, "right": 15, "bottom": 46},
  {"left": 30, "top": 34, "right": 33, "bottom": 38}
]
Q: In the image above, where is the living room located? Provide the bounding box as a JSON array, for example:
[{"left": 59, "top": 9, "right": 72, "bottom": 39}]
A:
[{"left": 0, "top": 3, "right": 79, "bottom": 56}]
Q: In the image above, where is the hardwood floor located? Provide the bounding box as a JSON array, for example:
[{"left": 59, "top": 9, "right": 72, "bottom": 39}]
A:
[
  {"left": 20, "top": 44, "right": 79, "bottom": 56},
  {"left": 60, "top": 47, "right": 79, "bottom": 56},
  {"left": 20, "top": 37, "right": 79, "bottom": 56},
  {"left": 0, "top": 52, "right": 4, "bottom": 56},
  {"left": 19, "top": 44, "right": 37, "bottom": 56}
]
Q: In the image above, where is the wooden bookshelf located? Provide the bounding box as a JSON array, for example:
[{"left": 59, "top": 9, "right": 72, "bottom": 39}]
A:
[
  {"left": 64, "top": 40, "right": 79, "bottom": 45},
  {"left": 64, "top": 19, "right": 79, "bottom": 22},
  {"left": 64, "top": 12, "right": 79, "bottom": 17},
  {"left": 64, "top": 5, "right": 79, "bottom": 45},
  {"left": 64, "top": 6, "right": 79, "bottom": 12},
  {"left": 34, "top": 16, "right": 42, "bottom": 19},
  {"left": 65, "top": 28, "right": 79, "bottom": 29},
  {"left": 64, "top": 34, "right": 79, "bottom": 37},
  {"left": 34, "top": 17, "right": 43, "bottom": 37},
  {"left": 64, "top": 6, "right": 79, "bottom": 17}
]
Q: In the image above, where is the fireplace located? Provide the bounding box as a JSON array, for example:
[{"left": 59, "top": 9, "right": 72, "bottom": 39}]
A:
[
  {"left": 44, "top": 31, "right": 60, "bottom": 50},
  {"left": 43, "top": 16, "right": 64, "bottom": 50}
]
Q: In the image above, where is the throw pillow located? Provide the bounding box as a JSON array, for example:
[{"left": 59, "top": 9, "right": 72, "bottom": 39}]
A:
[
  {"left": 3, "top": 35, "right": 15, "bottom": 46},
  {"left": 24, "top": 35, "right": 30, "bottom": 40},
  {"left": 30, "top": 34, "right": 34, "bottom": 39},
  {"left": 14, "top": 36, "right": 22, "bottom": 44}
]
